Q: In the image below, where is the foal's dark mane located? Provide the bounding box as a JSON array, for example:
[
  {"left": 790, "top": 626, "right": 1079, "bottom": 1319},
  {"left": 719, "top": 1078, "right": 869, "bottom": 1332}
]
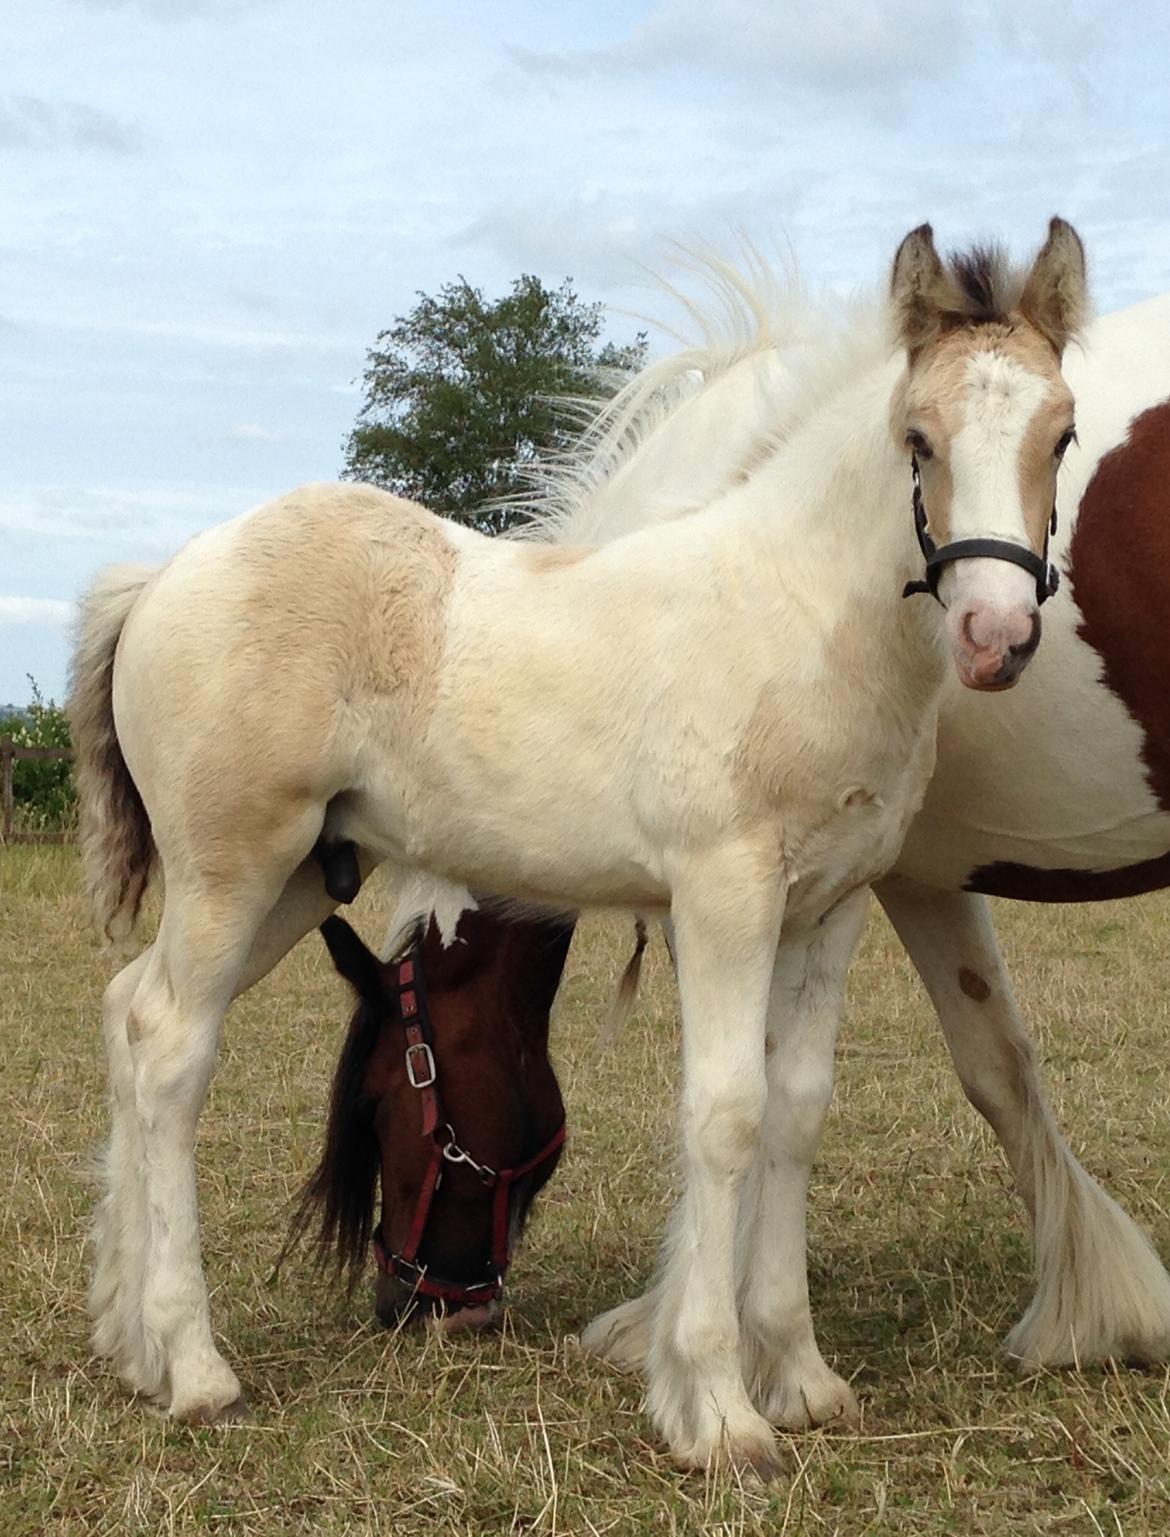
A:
[
  {"left": 949, "top": 245, "right": 1012, "bottom": 322},
  {"left": 941, "top": 243, "right": 1029, "bottom": 329},
  {"left": 281, "top": 923, "right": 422, "bottom": 1290}
]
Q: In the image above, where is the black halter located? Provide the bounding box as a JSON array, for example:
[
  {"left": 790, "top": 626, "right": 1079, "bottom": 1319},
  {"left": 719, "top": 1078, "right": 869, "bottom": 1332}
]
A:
[{"left": 901, "top": 454, "right": 1060, "bottom": 606}]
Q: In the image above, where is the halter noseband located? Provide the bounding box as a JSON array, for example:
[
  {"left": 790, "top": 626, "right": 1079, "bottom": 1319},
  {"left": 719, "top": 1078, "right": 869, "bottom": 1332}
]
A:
[
  {"left": 901, "top": 453, "right": 1060, "bottom": 606},
  {"left": 372, "top": 945, "right": 566, "bottom": 1309}
]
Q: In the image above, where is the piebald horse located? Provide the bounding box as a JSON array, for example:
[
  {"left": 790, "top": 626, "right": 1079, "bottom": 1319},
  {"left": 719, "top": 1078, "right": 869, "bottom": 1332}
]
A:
[{"left": 70, "top": 220, "right": 1081, "bottom": 1473}]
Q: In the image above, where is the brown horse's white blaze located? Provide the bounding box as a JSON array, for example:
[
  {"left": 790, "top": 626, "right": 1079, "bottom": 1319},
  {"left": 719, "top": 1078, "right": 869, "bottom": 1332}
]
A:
[{"left": 69, "top": 220, "right": 1085, "bottom": 1476}]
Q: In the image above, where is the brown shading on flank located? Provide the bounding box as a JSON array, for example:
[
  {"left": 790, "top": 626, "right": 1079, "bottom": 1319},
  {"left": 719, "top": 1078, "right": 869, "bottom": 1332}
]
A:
[
  {"left": 964, "top": 401, "right": 1170, "bottom": 904},
  {"left": 1068, "top": 398, "right": 1170, "bottom": 809}
]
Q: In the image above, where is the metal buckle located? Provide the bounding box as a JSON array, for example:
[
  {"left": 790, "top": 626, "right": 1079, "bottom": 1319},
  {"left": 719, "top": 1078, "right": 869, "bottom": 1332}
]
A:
[
  {"left": 440, "top": 1126, "right": 497, "bottom": 1183},
  {"left": 404, "top": 1041, "right": 436, "bottom": 1089}
]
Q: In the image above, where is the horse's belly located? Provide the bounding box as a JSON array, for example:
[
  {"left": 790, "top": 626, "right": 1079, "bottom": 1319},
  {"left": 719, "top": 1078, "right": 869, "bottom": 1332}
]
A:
[
  {"left": 337, "top": 757, "right": 672, "bottom": 910},
  {"left": 895, "top": 609, "right": 1170, "bottom": 898}
]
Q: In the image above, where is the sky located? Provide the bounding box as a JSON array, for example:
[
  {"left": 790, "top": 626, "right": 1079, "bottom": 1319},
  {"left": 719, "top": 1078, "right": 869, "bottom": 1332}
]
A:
[{"left": 3, "top": 0, "right": 1169, "bottom": 705}]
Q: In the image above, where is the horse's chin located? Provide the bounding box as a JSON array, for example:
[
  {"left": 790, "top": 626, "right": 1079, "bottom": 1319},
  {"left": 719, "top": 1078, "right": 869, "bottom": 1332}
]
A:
[
  {"left": 430, "top": 1299, "right": 502, "bottom": 1334},
  {"left": 374, "top": 1279, "right": 503, "bottom": 1333}
]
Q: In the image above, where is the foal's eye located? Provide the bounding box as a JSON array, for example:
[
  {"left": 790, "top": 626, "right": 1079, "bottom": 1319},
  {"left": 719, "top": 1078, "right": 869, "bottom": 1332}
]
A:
[
  {"left": 905, "top": 429, "right": 933, "bottom": 461},
  {"left": 1055, "top": 427, "right": 1077, "bottom": 460}
]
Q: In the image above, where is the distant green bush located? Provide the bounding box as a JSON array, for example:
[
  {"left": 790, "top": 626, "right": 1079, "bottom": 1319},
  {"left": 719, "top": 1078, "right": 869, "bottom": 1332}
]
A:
[{"left": 0, "top": 680, "right": 75, "bottom": 831}]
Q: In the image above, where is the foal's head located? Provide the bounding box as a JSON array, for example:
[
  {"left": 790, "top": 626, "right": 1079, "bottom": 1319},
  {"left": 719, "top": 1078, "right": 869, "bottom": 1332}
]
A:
[
  {"left": 890, "top": 217, "right": 1086, "bottom": 690},
  {"left": 293, "top": 908, "right": 569, "bottom": 1331}
]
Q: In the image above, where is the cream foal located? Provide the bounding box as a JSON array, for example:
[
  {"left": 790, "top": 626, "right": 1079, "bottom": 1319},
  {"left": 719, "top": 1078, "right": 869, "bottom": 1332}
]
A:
[{"left": 70, "top": 221, "right": 1083, "bottom": 1473}]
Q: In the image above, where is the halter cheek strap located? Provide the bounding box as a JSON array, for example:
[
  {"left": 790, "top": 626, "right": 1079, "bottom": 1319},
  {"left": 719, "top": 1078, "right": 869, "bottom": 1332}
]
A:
[
  {"left": 901, "top": 454, "right": 1060, "bottom": 607},
  {"left": 373, "top": 945, "right": 566, "bottom": 1308}
]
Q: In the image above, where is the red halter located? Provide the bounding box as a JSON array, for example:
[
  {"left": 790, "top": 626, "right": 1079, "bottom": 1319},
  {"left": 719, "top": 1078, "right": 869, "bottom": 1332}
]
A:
[{"left": 371, "top": 947, "right": 566, "bottom": 1308}]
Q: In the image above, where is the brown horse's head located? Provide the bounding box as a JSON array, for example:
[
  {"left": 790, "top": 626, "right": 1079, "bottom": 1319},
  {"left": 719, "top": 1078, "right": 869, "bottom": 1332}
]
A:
[{"left": 290, "top": 907, "right": 569, "bottom": 1331}]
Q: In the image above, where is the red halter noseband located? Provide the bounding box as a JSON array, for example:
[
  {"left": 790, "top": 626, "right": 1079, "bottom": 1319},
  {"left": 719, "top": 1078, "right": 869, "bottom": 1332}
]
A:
[{"left": 371, "top": 946, "right": 566, "bottom": 1308}]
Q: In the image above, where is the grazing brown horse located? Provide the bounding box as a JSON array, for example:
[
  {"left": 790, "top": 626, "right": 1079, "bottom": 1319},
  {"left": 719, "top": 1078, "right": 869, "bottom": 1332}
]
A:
[{"left": 291, "top": 902, "right": 572, "bottom": 1332}]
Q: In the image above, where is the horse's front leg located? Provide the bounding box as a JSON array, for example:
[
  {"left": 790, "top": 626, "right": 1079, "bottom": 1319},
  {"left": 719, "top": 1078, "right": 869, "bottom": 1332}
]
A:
[
  {"left": 876, "top": 875, "right": 1170, "bottom": 1367},
  {"left": 644, "top": 852, "right": 787, "bottom": 1475},
  {"left": 737, "top": 889, "right": 868, "bottom": 1429}
]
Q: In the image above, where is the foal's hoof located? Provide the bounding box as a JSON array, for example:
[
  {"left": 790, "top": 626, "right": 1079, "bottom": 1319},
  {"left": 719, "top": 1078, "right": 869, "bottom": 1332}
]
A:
[
  {"left": 759, "top": 1366, "right": 860, "bottom": 1431},
  {"left": 674, "top": 1429, "right": 785, "bottom": 1482},
  {"left": 167, "top": 1358, "right": 247, "bottom": 1425},
  {"left": 174, "top": 1392, "right": 249, "bottom": 1426}
]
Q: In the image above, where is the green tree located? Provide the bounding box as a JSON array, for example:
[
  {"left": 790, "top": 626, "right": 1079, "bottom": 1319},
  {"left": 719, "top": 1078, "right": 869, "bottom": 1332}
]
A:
[
  {"left": 343, "top": 274, "right": 647, "bottom": 534},
  {"left": 0, "top": 678, "right": 75, "bottom": 831}
]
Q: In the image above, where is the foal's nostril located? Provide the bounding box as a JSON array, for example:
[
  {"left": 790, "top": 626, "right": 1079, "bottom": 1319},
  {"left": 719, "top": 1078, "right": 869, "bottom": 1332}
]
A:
[{"left": 1009, "top": 611, "right": 1042, "bottom": 661}]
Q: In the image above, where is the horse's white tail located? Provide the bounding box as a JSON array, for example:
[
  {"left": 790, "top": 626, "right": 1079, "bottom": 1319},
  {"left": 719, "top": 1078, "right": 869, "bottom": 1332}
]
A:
[
  {"left": 1007, "top": 1078, "right": 1170, "bottom": 1366},
  {"left": 68, "top": 564, "right": 159, "bottom": 947}
]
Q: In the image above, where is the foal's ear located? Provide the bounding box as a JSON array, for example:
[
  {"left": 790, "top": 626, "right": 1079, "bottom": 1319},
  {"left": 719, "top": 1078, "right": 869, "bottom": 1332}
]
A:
[
  {"left": 320, "top": 916, "right": 385, "bottom": 1003},
  {"left": 890, "top": 223, "right": 949, "bottom": 361},
  {"left": 1018, "top": 216, "right": 1088, "bottom": 356}
]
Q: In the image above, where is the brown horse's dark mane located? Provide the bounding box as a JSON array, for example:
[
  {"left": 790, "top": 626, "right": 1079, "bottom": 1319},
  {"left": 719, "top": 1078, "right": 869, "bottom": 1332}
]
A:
[{"left": 280, "top": 925, "right": 423, "bottom": 1291}]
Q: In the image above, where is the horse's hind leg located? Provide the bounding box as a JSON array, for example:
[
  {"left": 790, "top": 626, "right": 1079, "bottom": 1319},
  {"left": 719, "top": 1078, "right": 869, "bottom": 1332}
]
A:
[
  {"left": 108, "top": 818, "right": 354, "bottom": 1418},
  {"left": 876, "top": 876, "right": 1170, "bottom": 1366},
  {"left": 90, "top": 945, "right": 161, "bottom": 1396}
]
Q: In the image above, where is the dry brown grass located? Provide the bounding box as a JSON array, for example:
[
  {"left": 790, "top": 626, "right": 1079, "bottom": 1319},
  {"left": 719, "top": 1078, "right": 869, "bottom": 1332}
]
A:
[{"left": 4, "top": 845, "right": 1170, "bottom": 1534}]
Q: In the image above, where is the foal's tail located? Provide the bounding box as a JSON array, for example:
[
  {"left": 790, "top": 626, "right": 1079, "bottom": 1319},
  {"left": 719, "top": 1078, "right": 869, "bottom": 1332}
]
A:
[
  {"left": 601, "top": 918, "right": 650, "bottom": 1045},
  {"left": 68, "top": 564, "right": 159, "bottom": 947}
]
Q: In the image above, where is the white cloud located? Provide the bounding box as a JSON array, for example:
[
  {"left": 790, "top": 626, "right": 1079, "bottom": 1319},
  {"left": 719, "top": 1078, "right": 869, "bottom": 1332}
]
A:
[
  {"left": 0, "top": 482, "right": 270, "bottom": 552},
  {"left": 226, "top": 422, "right": 284, "bottom": 444},
  {"left": 0, "top": 94, "right": 144, "bottom": 154},
  {"left": 514, "top": 0, "right": 962, "bottom": 92},
  {"left": 0, "top": 597, "right": 76, "bottom": 625}
]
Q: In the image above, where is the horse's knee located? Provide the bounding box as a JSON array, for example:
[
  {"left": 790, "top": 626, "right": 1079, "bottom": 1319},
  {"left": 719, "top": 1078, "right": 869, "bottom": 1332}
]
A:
[
  {"left": 685, "top": 1082, "right": 766, "bottom": 1174},
  {"left": 764, "top": 1054, "right": 834, "bottom": 1156}
]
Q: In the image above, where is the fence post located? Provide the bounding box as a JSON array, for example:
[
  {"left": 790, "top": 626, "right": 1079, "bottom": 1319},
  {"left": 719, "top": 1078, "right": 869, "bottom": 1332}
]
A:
[{"left": 1, "top": 738, "right": 12, "bottom": 845}]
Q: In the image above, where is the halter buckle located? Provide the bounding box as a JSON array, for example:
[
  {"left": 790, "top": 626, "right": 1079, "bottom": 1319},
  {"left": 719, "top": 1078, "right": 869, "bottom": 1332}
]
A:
[
  {"left": 404, "top": 1040, "right": 437, "bottom": 1089},
  {"left": 441, "top": 1127, "right": 498, "bottom": 1183}
]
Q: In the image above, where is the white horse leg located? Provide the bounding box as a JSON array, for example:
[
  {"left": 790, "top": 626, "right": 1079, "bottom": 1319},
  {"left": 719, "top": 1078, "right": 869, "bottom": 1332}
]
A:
[
  {"left": 580, "top": 917, "right": 675, "bottom": 1372},
  {"left": 99, "top": 826, "right": 361, "bottom": 1417},
  {"left": 642, "top": 857, "right": 786, "bottom": 1474},
  {"left": 91, "top": 850, "right": 361, "bottom": 1406},
  {"left": 876, "top": 876, "right": 1170, "bottom": 1366},
  {"left": 90, "top": 946, "right": 160, "bottom": 1395},
  {"left": 739, "top": 889, "right": 868, "bottom": 1428}
]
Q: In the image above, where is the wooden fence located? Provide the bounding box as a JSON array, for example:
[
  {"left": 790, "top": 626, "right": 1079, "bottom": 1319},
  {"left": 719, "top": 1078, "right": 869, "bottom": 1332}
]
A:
[{"left": 0, "top": 738, "right": 74, "bottom": 845}]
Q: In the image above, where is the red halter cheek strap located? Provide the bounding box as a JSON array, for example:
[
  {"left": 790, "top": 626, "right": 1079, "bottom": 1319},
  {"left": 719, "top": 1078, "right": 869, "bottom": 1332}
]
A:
[{"left": 372, "top": 947, "right": 566, "bottom": 1308}]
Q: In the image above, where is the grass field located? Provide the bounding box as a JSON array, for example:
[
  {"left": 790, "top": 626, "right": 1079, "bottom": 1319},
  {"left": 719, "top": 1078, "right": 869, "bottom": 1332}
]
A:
[{"left": 4, "top": 845, "right": 1170, "bottom": 1534}]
